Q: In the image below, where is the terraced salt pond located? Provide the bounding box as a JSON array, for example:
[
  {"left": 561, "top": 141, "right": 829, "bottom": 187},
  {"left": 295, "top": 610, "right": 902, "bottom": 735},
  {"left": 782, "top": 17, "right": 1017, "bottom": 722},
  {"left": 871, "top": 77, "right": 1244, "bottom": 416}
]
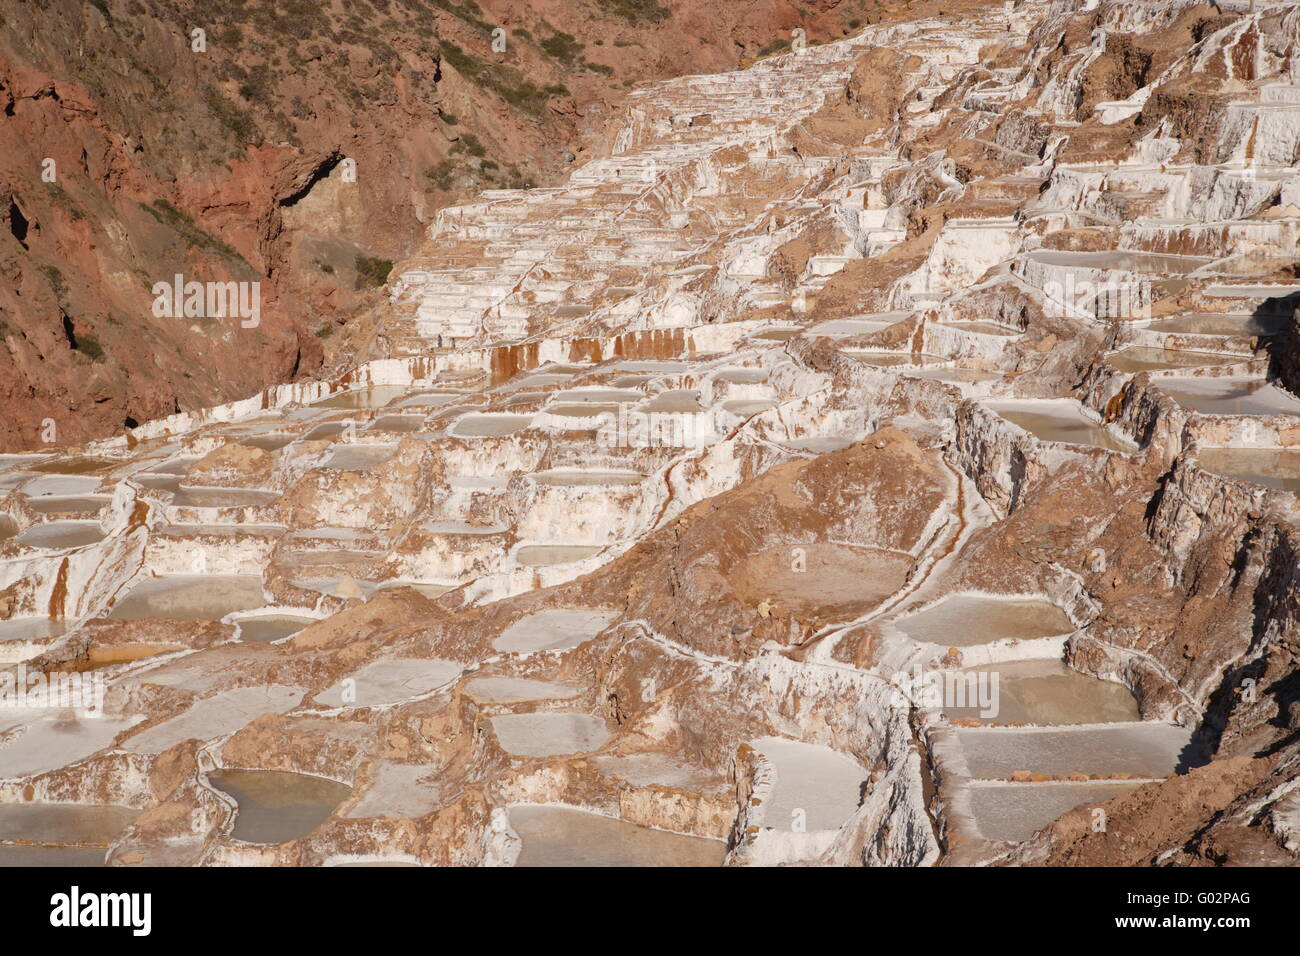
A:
[
  {"left": 938, "top": 660, "right": 1139, "bottom": 725},
  {"left": 985, "top": 399, "right": 1135, "bottom": 451},
  {"left": 169, "top": 487, "right": 280, "bottom": 508},
  {"left": 25, "top": 495, "right": 110, "bottom": 515},
  {"left": 953, "top": 723, "right": 1192, "bottom": 779},
  {"left": 1194, "top": 447, "right": 1300, "bottom": 491},
  {"left": 0, "top": 803, "right": 140, "bottom": 864},
  {"left": 750, "top": 737, "right": 868, "bottom": 832},
  {"left": 13, "top": 520, "right": 105, "bottom": 549},
  {"left": 238, "top": 432, "right": 296, "bottom": 451},
  {"left": 312, "top": 385, "right": 409, "bottom": 409},
  {"left": 1027, "top": 249, "right": 1212, "bottom": 274},
  {"left": 508, "top": 805, "right": 725, "bottom": 867},
  {"left": 806, "top": 316, "right": 898, "bottom": 337},
  {"left": 515, "top": 545, "right": 602, "bottom": 567},
  {"left": 1105, "top": 347, "right": 1238, "bottom": 373},
  {"left": 235, "top": 613, "right": 318, "bottom": 643},
  {"left": 843, "top": 351, "right": 944, "bottom": 366},
  {"left": 906, "top": 367, "right": 1001, "bottom": 384},
  {"left": 491, "top": 712, "right": 611, "bottom": 757},
  {"left": 449, "top": 413, "right": 534, "bottom": 437},
  {"left": 122, "top": 685, "right": 305, "bottom": 754},
  {"left": 317, "top": 444, "right": 398, "bottom": 470},
  {"left": 314, "top": 657, "right": 462, "bottom": 708},
  {"left": 895, "top": 593, "right": 1074, "bottom": 647},
  {"left": 640, "top": 390, "right": 704, "bottom": 413},
  {"left": 108, "top": 574, "right": 265, "bottom": 620},
  {"left": 0, "top": 711, "right": 143, "bottom": 776},
  {"left": 1157, "top": 378, "right": 1300, "bottom": 417},
  {"left": 493, "top": 608, "right": 619, "bottom": 653},
  {"left": 938, "top": 320, "right": 1020, "bottom": 336},
  {"left": 966, "top": 780, "right": 1149, "bottom": 843},
  {"left": 531, "top": 469, "right": 642, "bottom": 487},
  {"left": 0, "top": 845, "right": 108, "bottom": 867},
  {"left": 1145, "top": 312, "right": 1287, "bottom": 336},
  {"left": 464, "top": 677, "right": 582, "bottom": 703},
  {"left": 209, "top": 769, "right": 351, "bottom": 844}
]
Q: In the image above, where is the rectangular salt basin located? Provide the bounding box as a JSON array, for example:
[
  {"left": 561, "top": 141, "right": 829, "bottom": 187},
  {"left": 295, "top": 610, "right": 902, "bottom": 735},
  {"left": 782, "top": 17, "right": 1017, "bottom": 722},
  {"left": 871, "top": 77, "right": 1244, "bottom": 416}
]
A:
[
  {"left": 209, "top": 769, "right": 351, "bottom": 845},
  {"left": 937, "top": 321, "right": 1020, "bottom": 336},
  {"left": 806, "top": 318, "right": 893, "bottom": 337},
  {"left": 1145, "top": 313, "right": 1287, "bottom": 336},
  {"left": 0, "top": 845, "right": 107, "bottom": 867},
  {"left": 1027, "top": 249, "right": 1213, "bottom": 274},
  {"left": 509, "top": 805, "right": 725, "bottom": 867},
  {"left": 0, "top": 803, "right": 141, "bottom": 845},
  {"left": 109, "top": 574, "right": 265, "bottom": 620},
  {"left": 966, "top": 780, "right": 1148, "bottom": 843},
  {"left": 842, "top": 351, "right": 944, "bottom": 366},
  {"left": 894, "top": 594, "right": 1074, "bottom": 647},
  {"left": 449, "top": 414, "right": 534, "bottom": 437},
  {"left": 515, "top": 545, "right": 602, "bottom": 567},
  {"left": 13, "top": 520, "right": 106, "bottom": 549},
  {"left": 1194, "top": 447, "right": 1300, "bottom": 491},
  {"left": 985, "top": 400, "right": 1135, "bottom": 452},
  {"left": 1157, "top": 378, "right": 1300, "bottom": 417},
  {"left": 312, "top": 385, "right": 410, "bottom": 409},
  {"left": 953, "top": 723, "right": 1192, "bottom": 778},
  {"left": 1105, "top": 347, "right": 1239, "bottom": 373},
  {"left": 317, "top": 444, "right": 398, "bottom": 470},
  {"left": 940, "top": 660, "right": 1139, "bottom": 726},
  {"left": 25, "top": 495, "right": 110, "bottom": 515},
  {"left": 750, "top": 737, "right": 867, "bottom": 832}
]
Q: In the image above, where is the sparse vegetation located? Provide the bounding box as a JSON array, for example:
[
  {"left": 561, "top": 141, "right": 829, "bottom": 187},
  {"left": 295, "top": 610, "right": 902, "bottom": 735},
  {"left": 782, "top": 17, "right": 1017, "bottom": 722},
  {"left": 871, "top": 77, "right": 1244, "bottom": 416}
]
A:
[
  {"left": 596, "top": 0, "right": 671, "bottom": 24},
  {"left": 354, "top": 255, "right": 393, "bottom": 290},
  {"left": 76, "top": 332, "right": 105, "bottom": 361}
]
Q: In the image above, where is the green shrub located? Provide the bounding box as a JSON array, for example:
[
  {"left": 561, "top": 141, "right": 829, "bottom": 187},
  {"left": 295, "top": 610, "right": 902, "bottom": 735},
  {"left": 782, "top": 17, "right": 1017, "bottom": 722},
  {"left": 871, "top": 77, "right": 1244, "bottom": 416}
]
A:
[
  {"left": 77, "top": 333, "right": 105, "bottom": 361},
  {"left": 596, "top": 0, "right": 671, "bottom": 24},
  {"left": 354, "top": 255, "right": 393, "bottom": 290}
]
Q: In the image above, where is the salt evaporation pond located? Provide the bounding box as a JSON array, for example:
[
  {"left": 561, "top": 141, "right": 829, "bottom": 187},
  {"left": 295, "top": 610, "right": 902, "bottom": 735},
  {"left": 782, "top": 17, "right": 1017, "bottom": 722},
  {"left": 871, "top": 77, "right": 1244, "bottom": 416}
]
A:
[
  {"left": 750, "top": 737, "right": 868, "bottom": 832},
  {"left": 109, "top": 574, "right": 265, "bottom": 620},
  {"left": 1105, "top": 347, "right": 1238, "bottom": 373},
  {"left": 493, "top": 608, "right": 619, "bottom": 653},
  {"left": 938, "top": 660, "right": 1139, "bottom": 725},
  {"left": 209, "top": 769, "right": 352, "bottom": 845},
  {"left": 450, "top": 413, "right": 534, "bottom": 437},
  {"left": 236, "top": 614, "right": 318, "bottom": 643},
  {"left": 508, "top": 805, "right": 725, "bottom": 867},
  {"left": 25, "top": 495, "right": 109, "bottom": 515},
  {"left": 0, "top": 803, "right": 141, "bottom": 845},
  {"left": 13, "top": 520, "right": 105, "bottom": 549},
  {"left": 312, "top": 385, "right": 409, "bottom": 409},
  {"left": 895, "top": 593, "right": 1074, "bottom": 647},
  {"left": 985, "top": 399, "right": 1135, "bottom": 452},
  {"left": 490, "top": 713, "right": 610, "bottom": 757},
  {"left": 1146, "top": 312, "right": 1287, "bottom": 336},
  {"left": 966, "top": 780, "right": 1148, "bottom": 843},
  {"left": 1195, "top": 447, "right": 1300, "bottom": 491},
  {"left": 1157, "top": 378, "right": 1300, "bottom": 417},
  {"left": 515, "top": 545, "right": 601, "bottom": 567}
]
